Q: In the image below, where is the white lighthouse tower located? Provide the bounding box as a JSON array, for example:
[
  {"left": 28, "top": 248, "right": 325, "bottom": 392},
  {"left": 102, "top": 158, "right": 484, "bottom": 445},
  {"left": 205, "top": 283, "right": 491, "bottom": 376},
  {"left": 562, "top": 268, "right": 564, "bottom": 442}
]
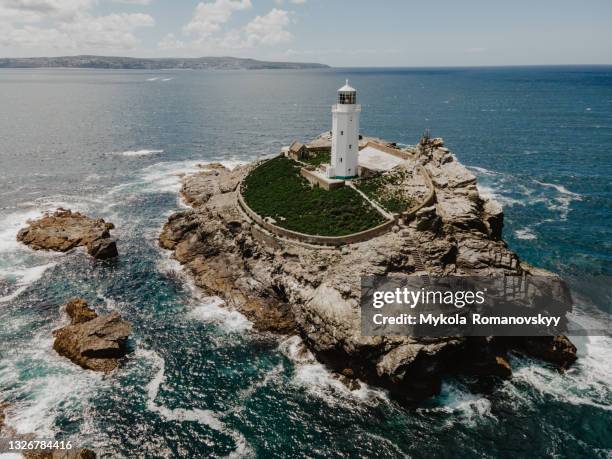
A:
[{"left": 330, "top": 80, "right": 361, "bottom": 179}]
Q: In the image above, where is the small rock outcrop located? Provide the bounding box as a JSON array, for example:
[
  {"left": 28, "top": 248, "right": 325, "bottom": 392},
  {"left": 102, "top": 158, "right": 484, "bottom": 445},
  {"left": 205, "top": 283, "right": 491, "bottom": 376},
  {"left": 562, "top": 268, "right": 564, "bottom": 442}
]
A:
[
  {"left": 53, "top": 299, "right": 132, "bottom": 372},
  {"left": 17, "top": 209, "right": 118, "bottom": 260},
  {"left": 159, "top": 134, "right": 577, "bottom": 404}
]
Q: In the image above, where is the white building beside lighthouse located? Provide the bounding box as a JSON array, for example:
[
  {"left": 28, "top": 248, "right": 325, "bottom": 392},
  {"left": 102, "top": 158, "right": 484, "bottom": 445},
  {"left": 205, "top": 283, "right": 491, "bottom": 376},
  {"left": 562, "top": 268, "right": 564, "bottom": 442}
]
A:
[{"left": 329, "top": 80, "right": 361, "bottom": 179}]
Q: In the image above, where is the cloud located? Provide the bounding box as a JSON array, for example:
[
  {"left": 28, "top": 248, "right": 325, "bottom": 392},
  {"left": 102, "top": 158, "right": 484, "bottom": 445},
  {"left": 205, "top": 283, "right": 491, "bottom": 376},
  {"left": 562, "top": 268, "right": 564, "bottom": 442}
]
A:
[
  {"left": 60, "top": 13, "right": 155, "bottom": 48},
  {"left": 243, "top": 8, "right": 291, "bottom": 46},
  {"left": 183, "top": 0, "right": 252, "bottom": 41},
  {"left": 0, "top": 0, "right": 154, "bottom": 51},
  {"left": 0, "top": 0, "right": 93, "bottom": 22},
  {"left": 274, "top": 0, "right": 306, "bottom": 4},
  {"left": 159, "top": 32, "right": 186, "bottom": 50},
  {"left": 165, "top": 2, "right": 292, "bottom": 51}
]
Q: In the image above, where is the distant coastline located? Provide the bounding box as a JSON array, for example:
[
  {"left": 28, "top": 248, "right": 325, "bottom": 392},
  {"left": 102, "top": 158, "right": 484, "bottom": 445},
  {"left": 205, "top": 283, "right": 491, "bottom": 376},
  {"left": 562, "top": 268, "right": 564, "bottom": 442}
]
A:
[{"left": 0, "top": 55, "right": 330, "bottom": 70}]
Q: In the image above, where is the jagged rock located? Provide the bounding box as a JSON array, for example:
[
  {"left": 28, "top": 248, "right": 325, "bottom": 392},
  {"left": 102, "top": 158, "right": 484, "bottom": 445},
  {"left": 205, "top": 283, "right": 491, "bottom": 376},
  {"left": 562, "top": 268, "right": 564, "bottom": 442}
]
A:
[
  {"left": 158, "top": 133, "right": 577, "bottom": 404},
  {"left": 483, "top": 198, "right": 504, "bottom": 240},
  {"left": 516, "top": 336, "right": 577, "bottom": 370},
  {"left": 53, "top": 299, "right": 132, "bottom": 372},
  {"left": 0, "top": 402, "right": 8, "bottom": 435},
  {"left": 86, "top": 238, "right": 118, "bottom": 260},
  {"left": 415, "top": 206, "right": 441, "bottom": 232},
  {"left": 65, "top": 298, "right": 98, "bottom": 324},
  {"left": 16, "top": 209, "right": 117, "bottom": 260},
  {"left": 181, "top": 165, "right": 246, "bottom": 207}
]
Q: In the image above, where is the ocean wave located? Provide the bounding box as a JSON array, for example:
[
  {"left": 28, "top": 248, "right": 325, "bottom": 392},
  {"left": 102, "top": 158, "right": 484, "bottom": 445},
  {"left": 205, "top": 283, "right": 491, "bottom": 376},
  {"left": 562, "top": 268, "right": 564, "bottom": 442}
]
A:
[
  {"left": 0, "top": 263, "right": 56, "bottom": 303},
  {"left": 422, "top": 381, "right": 495, "bottom": 427},
  {"left": 0, "top": 330, "right": 105, "bottom": 438},
  {"left": 535, "top": 181, "right": 582, "bottom": 221},
  {"left": 514, "top": 228, "right": 538, "bottom": 240},
  {"left": 155, "top": 253, "right": 253, "bottom": 333},
  {"left": 504, "top": 328, "right": 612, "bottom": 413},
  {"left": 0, "top": 209, "right": 44, "bottom": 255},
  {"left": 278, "top": 336, "right": 389, "bottom": 406},
  {"left": 127, "top": 159, "right": 248, "bottom": 195},
  {"left": 161, "top": 78, "right": 174, "bottom": 82},
  {"left": 134, "top": 160, "right": 203, "bottom": 194},
  {"left": 146, "top": 77, "right": 159, "bottom": 81},
  {"left": 534, "top": 180, "right": 581, "bottom": 198},
  {"left": 476, "top": 184, "right": 523, "bottom": 207},
  {"left": 188, "top": 298, "right": 253, "bottom": 333},
  {"left": 475, "top": 174, "right": 583, "bottom": 222},
  {"left": 141, "top": 349, "right": 252, "bottom": 458},
  {"left": 232, "top": 364, "right": 284, "bottom": 409},
  {"left": 468, "top": 165, "right": 500, "bottom": 176}
]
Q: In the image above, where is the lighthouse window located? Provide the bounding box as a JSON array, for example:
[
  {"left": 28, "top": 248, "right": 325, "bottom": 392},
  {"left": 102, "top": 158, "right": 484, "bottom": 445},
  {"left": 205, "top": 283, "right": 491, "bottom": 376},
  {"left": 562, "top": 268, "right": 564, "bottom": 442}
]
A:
[
  {"left": 349, "top": 144, "right": 352, "bottom": 150},
  {"left": 340, "top": 157, "right": 342, "bottom": 163},
  {"left": 338, "top": 92, "right": 356, "bottom": 104},
  {"left": 341, "top": 130, "right": 343, "bottom": 135}
]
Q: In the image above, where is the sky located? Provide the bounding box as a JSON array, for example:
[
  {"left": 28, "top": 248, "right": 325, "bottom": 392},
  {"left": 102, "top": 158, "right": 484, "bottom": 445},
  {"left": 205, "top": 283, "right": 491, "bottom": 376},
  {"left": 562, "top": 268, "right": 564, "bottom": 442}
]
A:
[{"left": 0, "top": 0, "right": 611, "bottom": 66}]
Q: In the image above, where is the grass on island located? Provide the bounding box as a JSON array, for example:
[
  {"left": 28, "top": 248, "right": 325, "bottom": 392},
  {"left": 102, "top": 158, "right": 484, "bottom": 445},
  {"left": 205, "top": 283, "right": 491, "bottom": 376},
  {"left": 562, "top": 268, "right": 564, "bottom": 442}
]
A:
[
  {"left": 242, "top": 156, "right": 386, "bottom": 236},
  {"left": 355, "top": 170, "right": 415, "bottom": 214},
  {"left": 302, "top": 150, "right": 331, "bottom": 167}
]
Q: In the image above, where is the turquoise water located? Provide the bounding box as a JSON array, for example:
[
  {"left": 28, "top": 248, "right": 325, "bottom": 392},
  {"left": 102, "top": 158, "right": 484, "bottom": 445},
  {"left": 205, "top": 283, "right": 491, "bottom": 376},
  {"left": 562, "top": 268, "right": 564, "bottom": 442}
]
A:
[{"left": 0, "top": 67, "right": 610, "bottom": 458}]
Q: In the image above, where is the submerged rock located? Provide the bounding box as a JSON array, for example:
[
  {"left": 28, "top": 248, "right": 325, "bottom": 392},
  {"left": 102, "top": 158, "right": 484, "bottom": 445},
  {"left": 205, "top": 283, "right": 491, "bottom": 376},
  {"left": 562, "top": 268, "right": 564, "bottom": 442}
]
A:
[
  {"left": 17, "top": 209, "right": 118, "bottom": 260},
  {"left": 159, "top": 136, "right": 577, "bottom": 404},
  {"left": 53, "top": 299, "right": 132, "bottom": 372}
]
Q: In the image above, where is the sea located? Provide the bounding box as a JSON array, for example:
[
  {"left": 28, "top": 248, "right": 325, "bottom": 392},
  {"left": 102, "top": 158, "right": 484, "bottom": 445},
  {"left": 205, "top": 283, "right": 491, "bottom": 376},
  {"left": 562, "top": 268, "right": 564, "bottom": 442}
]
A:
[{"left": 0, "top": 66, "right": 610, "bottom": 458}]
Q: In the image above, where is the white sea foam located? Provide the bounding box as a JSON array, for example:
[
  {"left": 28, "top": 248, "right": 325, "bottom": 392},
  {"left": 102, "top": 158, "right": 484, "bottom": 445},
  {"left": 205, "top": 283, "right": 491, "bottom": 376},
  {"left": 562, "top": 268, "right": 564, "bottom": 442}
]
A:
[
  {"left": 130, "top": 159, "right": 248, "bottom": 195},
  {"left": 233, "top": 364, "right": 284, "bottom": 408},
  {"left": 0, "top": 263, "right": 56, "bottom": 303},
  {"left": 161, "top": 78, "right": 174, "bottom": 82},
  {"left": 0, "top": 209, "right": 44, "bottom": 254},
  {"left": 534, "top": 180, "right": 582, "bottom": 220},
  {"left": 188, "top": 298, "right": 253, "bottom": 333},
  {"left": 476, "top": 184, "right": 523, "bottom": 207},
  {"left": 505, "top": 326, "right": 612, "bottom": 413},
  {"left": 514, "top": 228, "right": 538, "bottom": 240},
  {"left": 1, "top": 331, "right": 105, "bottom": 437},
  {"left": 468, "top": 165, "right": 499, "bottom": 176},
  {"left": 146, "top": 77, "right": 159, "bottom": 81},
  {"left": 432, "top": 382, "right": 494, "bottom": 427},
  {"left": 137, "top": 160, "right": 203, "bottom": 193},
  {"left": 113, "top": 149, "right": 164, "bottom": 157},
  {"left": 141, "top": 350, "right": 252, "bottom": 458},
  {"left": 155, "top": 246, "right": 254, "bottom": 333},
  {"left": 278, "top": 336, "right": 389, "bottom": 406},
  {"left": 534, "top": 180, "right": 581, "bottom": 198}
]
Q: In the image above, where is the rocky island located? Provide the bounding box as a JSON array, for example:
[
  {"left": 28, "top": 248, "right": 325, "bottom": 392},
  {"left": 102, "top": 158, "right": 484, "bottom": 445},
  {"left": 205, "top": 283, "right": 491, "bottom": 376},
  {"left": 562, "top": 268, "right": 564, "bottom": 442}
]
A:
[
  {"left": 17, "top": 209, "right": 118, "bottom": 260},
  {"left": 159, "top": 130, "right": 577, "bottom": 404},
  {"left": 52, "top": 299, "right": 132, "bottom": 372}
]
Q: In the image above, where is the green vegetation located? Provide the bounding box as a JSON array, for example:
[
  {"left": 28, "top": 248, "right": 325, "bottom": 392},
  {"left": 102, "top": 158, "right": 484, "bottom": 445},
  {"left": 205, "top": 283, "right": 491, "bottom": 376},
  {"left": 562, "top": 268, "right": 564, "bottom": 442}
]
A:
[
  {"left": 242, "top": 156, "right": 386, "bottom": 236},
  {"left": 355, "top": 170, "right": 415, "bottom": 214},
  {"left": 302, "top": 150, "right": 331, "bottom": 167}
]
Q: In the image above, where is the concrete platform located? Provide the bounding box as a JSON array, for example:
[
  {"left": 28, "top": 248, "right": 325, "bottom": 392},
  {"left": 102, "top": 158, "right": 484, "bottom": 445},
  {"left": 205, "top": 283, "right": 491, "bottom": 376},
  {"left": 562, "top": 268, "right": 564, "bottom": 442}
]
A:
[
  {"left": 300, "top": 168, "right": 345, "bottom": 190},
  {"left": 359, "top": 144, "right": 407, "bottom": 172}
]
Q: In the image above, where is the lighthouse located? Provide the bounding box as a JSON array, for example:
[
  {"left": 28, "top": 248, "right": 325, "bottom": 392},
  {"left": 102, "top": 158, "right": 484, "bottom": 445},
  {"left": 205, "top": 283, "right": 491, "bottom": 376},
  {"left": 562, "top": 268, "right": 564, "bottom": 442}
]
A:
[{"left": 330, "top": 80, "right": 361, "bottom": 179}]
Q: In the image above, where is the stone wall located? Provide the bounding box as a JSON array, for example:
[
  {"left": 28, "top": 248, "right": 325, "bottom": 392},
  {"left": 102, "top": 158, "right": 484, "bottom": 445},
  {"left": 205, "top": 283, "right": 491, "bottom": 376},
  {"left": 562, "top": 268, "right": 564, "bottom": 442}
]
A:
[{"left": 237, "top": 182, "right": 396, "bottom": 246}]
